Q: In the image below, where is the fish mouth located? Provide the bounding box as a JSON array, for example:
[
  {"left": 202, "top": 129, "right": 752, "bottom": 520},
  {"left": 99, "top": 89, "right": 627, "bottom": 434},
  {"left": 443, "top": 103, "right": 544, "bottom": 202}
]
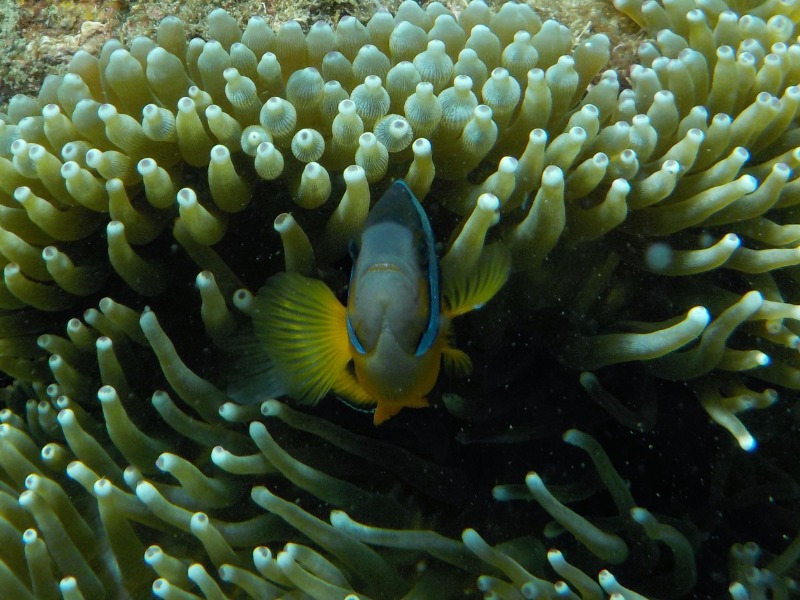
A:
[{"left": 365, "top": 262, "right": 403, "bottom": 274}]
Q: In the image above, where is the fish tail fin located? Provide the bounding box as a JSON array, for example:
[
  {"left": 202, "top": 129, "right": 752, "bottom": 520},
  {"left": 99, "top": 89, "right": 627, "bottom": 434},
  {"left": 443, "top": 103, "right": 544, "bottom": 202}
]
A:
[
  {"left": 442, "top": 242, "right": 512, "bottom": 319},
  {"left": 252, "top": 272, "right": 353, "bottom": 405}
]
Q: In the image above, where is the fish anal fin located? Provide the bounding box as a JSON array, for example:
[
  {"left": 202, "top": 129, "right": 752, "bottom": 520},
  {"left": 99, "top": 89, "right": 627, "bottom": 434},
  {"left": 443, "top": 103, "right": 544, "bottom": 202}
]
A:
[
  {"left": 252, "top": 272, "right": 350, "bottom": 406},
  {"left": 443, "top": 242, "right": 511, "bottom": 318}
]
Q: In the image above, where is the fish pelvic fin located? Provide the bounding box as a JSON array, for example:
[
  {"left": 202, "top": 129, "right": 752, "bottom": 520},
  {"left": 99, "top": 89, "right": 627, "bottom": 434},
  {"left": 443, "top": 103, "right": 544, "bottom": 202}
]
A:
[
  {"left": 442, "top": 242, "right": 512, "bottom": 318},
  {"left": 252, "top": 272, "right": 351, "bottom": 405},
  {"left": 331, "top": 367, "right": 374, "bottom": 406},
  {"left": 373, "top": 396, "right": 430, "bottom": 425},
  {"left": 442, "top": 345, "right": 473, "bottom": 378},
  {"left": 441, "top": 320, "right": 473, "bottom": 378}
]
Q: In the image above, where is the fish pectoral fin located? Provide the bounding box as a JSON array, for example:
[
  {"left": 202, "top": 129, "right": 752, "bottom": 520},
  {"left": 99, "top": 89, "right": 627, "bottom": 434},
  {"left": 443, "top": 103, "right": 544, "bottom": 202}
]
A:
[
  {"left": 442, "top": 242, "right": 511, "bottom": 318},
  {"left": 221, "top": 326, "right": 286, "bottom": 404},
  {"left": 442, "top": 345, "right": 473, "bottom": 378},
  {"left": 252, "top": 272, "right": 350, "bottom": 406}
]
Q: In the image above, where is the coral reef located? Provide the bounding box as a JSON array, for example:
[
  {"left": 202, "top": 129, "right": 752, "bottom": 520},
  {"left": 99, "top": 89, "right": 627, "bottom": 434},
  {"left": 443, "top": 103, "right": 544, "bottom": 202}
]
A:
[{"left": 0, "top": 0, "right": 799, "bottom": 598}]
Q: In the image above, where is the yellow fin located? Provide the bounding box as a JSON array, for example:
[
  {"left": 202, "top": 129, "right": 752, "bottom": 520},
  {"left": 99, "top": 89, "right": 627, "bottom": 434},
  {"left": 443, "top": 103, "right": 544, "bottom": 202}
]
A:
[
  {"left": 222, "top": 327, "right": 284, "bottom": 404},
  {"left": 332, "top": 367, "right": 374, "bottom": 406},
  {"left": 252, "top": 272, "right": 350, "bottom": 405},
  {"left": 442, "top": 242, "right": 511, "bottom": 318},
  {"left": 374, "top": 397, "right": 429, "bottom": 425},
  {"left": 442, "top": 345, "right": 473, "bottom": 378}
]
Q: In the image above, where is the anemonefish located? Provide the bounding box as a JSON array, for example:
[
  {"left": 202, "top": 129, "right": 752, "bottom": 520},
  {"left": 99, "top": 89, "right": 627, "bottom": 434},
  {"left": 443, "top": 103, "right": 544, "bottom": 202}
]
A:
[{"left": 249, "top": 180, "right": 510, "bottom": 424}]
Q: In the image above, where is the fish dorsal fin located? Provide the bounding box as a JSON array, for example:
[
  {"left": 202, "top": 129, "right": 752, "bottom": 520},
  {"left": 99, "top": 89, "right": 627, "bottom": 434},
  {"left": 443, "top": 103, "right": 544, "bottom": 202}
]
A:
[
  {"left": 252, "top": 272, "right": 351, "bottom": 405},
  {"left": 442, "top": 242, "right": 511, "bottom": 318}
]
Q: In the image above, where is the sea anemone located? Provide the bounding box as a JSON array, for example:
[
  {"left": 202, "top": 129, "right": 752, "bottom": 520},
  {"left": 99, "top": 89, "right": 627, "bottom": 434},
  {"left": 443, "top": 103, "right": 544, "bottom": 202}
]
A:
[{"left": 0, "top": 0, "right": 799, "bottom": 598}]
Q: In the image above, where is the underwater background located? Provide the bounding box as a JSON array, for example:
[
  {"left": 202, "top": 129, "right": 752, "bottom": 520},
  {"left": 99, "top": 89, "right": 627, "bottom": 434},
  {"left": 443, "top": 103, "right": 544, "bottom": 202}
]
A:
[{"left": 0, "top": 0, "right": 798, "bottom": 598}]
